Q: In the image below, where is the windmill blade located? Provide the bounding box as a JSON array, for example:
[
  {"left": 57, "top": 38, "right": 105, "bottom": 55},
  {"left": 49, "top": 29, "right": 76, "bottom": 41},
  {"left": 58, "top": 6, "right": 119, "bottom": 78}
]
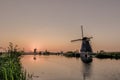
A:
[
  {"left": 81, "top": 25, "right": 84, "bottom": 38},
  {"left": 86, "top": 37, "right": 93, "bottom": 41},
  {"left": 71, "top": 39, "right": 82, "bottom": 42},
  {"left": 88, "top": 37, "right": 93, "bottom": 39}
]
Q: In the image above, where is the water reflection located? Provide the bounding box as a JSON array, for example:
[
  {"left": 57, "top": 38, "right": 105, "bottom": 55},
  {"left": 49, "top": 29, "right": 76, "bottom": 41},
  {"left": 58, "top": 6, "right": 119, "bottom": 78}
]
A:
[
  {"left": 33, "top": 48, "right": 37, "bottom": 60},
  {"left": 82, "top": 63, "right": 92, "bottom": 80},
  {"left": 33, "top": 55, "right": 36, "bottom": 60},
  {"left": 21, "top": 55, "right": 120, "bottom": 80}
]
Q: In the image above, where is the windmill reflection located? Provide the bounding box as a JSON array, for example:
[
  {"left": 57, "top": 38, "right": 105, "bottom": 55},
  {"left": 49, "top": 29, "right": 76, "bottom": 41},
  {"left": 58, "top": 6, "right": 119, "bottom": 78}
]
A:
[
  {"left": 33, "top": 55, "right": 36, "bottom": 60},
  {"left": 33, "top": 48, "right": 37, "bottom": 60},
  {"left": 82, "top": 63, "right": 92, "bottom": 80}
]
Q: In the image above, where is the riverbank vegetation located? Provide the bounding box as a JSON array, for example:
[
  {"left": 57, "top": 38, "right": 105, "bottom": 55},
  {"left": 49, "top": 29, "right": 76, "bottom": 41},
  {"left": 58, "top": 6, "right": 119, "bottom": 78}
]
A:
[
  {"left": 95, "top": 52, "right": 120, "bottom": 59},
  {"left": 63, "top": 51, "right": 80, "bottom": 57},
  {"left": 62, "top": 51, "right": 120, "bottom": 59},
  {"left": 0, "top": 42, "right": 26, "bottom": 80}
]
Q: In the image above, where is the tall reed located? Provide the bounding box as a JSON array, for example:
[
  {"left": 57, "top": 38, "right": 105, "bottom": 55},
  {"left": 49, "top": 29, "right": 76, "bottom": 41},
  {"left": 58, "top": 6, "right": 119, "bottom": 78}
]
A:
[{"left": 0, "top": 42, "right": 26, "bottom": 80}]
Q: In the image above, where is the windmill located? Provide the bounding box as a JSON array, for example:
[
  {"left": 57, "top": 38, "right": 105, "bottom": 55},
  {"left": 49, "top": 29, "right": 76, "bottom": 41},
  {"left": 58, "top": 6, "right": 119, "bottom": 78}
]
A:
[{"left": 71, "top": 25, "right": 93, "bottom": 63}]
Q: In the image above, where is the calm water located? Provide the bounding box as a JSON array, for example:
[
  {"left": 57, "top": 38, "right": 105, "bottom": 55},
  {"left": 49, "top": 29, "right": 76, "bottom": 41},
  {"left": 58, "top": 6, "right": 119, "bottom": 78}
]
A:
[{"left": 21, "top": 55, "right": 120, "bottom": 80}]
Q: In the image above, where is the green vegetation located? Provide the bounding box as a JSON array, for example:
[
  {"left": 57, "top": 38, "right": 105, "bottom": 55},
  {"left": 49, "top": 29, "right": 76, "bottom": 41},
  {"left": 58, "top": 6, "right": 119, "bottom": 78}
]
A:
[
  {"left": 63, "top": 50, "right": 120, "bottom": 59},
  {"left": 0, "top": 42, "right": 26, "bottom": 80},
  {"left": 63, "top": 51, "right": 80, "bottom": 57},
  {"left": 63, "top": 51, "right": 76, "bottom": 57},
  {"left": 96, "top": 52, "right": 120, "bottom": 59}
]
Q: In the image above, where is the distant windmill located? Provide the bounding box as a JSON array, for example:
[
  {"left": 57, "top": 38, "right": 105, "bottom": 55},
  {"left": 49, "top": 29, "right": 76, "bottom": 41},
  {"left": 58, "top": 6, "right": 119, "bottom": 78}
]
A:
[{"left": 71, "top": 25, "right": 93, "bottom": 63}]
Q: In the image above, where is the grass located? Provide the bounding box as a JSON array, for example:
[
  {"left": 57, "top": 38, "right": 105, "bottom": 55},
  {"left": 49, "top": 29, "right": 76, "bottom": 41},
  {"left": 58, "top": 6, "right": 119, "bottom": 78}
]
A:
[
  {"left": 63, "top": 51, "right": 120, "bottom": 59},
  {"left": 63, "top": 51, "right": 80, "bottom": 57},
  {"left": 95, "top": 52, "right": 120, "bottom": 59},
  {"left": 0, "top": 42, "right": 26, "bottom": 80}
]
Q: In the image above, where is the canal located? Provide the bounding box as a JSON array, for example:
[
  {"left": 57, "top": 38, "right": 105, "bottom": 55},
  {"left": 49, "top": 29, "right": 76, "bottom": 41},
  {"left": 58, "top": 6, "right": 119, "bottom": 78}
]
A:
[{"left": 21, "top": 55, "right": 120, "bottom": 80}]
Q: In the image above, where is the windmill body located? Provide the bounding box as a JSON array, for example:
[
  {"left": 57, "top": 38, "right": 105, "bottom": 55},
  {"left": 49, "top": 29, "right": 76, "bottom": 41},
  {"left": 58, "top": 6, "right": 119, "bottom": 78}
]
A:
[{"left": 71, "top": 26, "right": 93, "bottom": 63}]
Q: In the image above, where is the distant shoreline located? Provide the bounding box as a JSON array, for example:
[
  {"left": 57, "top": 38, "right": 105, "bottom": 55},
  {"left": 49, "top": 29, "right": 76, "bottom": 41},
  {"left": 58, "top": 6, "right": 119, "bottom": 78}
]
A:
[{"left": 21, "top": 52, "right": 120, "bottom": 59}]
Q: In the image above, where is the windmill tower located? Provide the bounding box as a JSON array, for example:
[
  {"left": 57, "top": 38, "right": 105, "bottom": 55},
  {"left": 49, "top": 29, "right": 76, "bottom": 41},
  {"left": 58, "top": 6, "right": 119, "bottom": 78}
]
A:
[{"left": 71, "top": 25, "right": 93, "bottom": 63}]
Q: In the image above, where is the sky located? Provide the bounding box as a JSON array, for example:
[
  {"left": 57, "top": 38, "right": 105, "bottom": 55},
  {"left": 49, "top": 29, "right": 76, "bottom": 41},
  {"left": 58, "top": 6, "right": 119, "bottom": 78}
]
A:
[{"left": 0, "top": 0, "right": 120, "bottom": 52}]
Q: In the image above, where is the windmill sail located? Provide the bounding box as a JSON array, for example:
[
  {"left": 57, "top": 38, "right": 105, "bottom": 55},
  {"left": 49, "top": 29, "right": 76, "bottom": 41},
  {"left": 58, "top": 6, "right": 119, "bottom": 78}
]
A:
[
  {"left": 81, "top": 25, "right": 84, "bottom": 38},
  {"left": 71, "top": 39, "right": 82, "bottom": 42}
]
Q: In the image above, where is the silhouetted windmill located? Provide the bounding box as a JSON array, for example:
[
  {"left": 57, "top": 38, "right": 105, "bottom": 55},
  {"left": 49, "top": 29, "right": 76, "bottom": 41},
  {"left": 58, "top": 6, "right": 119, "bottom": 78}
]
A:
[{"left": 71, "top": 25, "right": 93, "bottom": 63}]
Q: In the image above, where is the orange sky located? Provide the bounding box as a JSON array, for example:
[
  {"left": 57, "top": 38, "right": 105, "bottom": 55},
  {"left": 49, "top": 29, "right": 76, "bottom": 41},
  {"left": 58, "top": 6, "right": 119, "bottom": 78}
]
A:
[{"left": 0, "top": 0, "right": 120, "bottom": 52}]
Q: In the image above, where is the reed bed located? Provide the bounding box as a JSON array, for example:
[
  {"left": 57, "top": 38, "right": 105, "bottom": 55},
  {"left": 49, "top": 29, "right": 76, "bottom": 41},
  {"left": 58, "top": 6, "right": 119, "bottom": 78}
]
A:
[{"left": 0, "top": 42, "right": 26, "bottom": 80}]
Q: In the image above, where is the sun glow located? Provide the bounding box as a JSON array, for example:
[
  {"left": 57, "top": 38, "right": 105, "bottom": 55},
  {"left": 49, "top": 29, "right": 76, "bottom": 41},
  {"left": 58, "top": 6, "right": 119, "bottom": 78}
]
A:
[{"left": 28, "top": 42, "right": 41, "bottom": 52}]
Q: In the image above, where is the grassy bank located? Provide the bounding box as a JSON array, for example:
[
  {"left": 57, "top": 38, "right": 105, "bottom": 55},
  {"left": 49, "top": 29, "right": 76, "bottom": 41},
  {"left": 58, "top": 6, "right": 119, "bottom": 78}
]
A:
[
  {"left": 0, "top": 43, "right": 26, "bottom": 80},
  {"left": 63, "top": 51, "right": 80, "bottom": 57},
  {"left": 63, "top": 51, "right": 120, "bottom": 59},
  {"left": 95, "top": 52, "right": 120, "bottom": 59}
]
